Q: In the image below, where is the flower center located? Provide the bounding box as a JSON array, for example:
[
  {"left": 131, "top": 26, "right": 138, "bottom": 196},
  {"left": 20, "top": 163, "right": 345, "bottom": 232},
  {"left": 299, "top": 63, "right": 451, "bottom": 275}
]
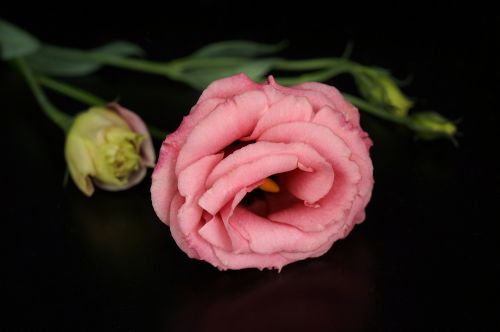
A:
[
  {"left": 242, "top": 174, "right": 301, "bottom": 218},
  {"left": 258, "top": 178, "right": 280, "bottom": 193},
  {"left": 97, "top": 127, "right": 144, "bottom": 183},
  {"left": 103, "top": 140, "right": 141, "bottom": 179}
]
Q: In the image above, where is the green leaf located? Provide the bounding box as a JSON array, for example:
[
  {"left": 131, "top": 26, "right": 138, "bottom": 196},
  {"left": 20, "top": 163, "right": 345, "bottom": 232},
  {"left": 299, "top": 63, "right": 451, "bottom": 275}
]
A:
[
  {"left": 237, "top": 58, "right": 277, "bottom": 81},
  {"left": 191, "top": 40, "right": 286, "bottom": 58},
  {"left": 0, "top": 18, "right": 40, "bottom": 60},
  {"left": 179, "top": 58, "right": 277, "bottom": 90},
  {"left": 26, "top": 41, "right": 145, "bottom": 76}
]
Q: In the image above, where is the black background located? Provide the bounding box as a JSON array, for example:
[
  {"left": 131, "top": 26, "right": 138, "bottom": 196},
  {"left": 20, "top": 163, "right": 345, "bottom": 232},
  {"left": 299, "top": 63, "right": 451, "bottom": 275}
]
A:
[{"left": 3, "top": 6, "right": 499, "bottom": 332}]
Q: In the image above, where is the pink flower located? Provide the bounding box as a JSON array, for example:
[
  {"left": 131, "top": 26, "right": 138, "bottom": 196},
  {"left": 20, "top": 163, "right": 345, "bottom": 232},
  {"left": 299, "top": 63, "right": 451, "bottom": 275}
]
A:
[{"left": 151, "top": 74, "right": 374, "bottom": 270}]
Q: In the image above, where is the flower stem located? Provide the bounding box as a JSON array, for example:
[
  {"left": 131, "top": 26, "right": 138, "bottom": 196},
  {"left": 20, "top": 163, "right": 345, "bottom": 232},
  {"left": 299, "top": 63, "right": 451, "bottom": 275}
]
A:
[
  {"left": 36, "top": 75, "right": 168, "bottom": 140},
  {"left": 274, "top": 58, "right": 346, "bottom": 71},
  {"left": 275, "top": 65, "right": 352, "bottom": 85},
  {"left": 44, "top": 45, "right": 177, "bottom": 76},
  {"left": 37, "top": 75, "right": 107, "bottom": 106},
  {"left": 16, "top": 58, "right": 73, "bottom": 131},
  {"left": 43, "top": 44, "right": 363, "bottom": 80}
]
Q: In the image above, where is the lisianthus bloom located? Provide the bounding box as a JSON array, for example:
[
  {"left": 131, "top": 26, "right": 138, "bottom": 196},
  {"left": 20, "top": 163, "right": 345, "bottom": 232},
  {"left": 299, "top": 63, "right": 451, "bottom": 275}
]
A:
[
  {"left": 65, "top": 103, "right": 155, "bottom": 196},
  {"left": 151, "top": 74, "right": 374, "bottom": 270}
]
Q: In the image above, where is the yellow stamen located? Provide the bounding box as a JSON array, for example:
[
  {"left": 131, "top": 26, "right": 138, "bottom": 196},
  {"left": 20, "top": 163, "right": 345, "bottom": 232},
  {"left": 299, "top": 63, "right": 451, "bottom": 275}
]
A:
[{"left": 258, "top": 178, "right": 280, "bottom": 193}]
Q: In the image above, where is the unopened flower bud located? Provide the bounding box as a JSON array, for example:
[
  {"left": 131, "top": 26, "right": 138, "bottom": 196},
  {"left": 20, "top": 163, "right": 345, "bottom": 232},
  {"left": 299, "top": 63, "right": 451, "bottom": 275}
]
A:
[
  {"left": 65, "top": 103, "right": 155, "bottom": 196},
  {"left": 355, "top": 68, "right": 413, "bottom": 117},
  {"left": 409, "top": 111, "right": 457, "bottom": 140}
]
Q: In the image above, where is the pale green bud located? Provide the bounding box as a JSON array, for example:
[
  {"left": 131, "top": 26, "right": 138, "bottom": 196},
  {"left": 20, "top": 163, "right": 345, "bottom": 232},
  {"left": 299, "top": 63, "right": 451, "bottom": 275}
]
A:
[
  {"left": 409, "top": 112, "right": 457, "bottom": 140},
  {"left": 356, "top": 68, "right": 414, "bottom": 117},
  {"left": 65, "top": 104, "right": 155, "bottom": 196}
]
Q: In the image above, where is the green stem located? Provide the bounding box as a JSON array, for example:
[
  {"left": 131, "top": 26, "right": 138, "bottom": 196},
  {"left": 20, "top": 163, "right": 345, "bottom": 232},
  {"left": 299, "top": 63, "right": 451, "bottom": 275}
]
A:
[
  {"left": 274, "top": 58, "right": 346, "bottom": 71},
  {"left": 45, "top": 44, "right": 362, "bottom": 78},
  {"left": 169, "top": 57, "right": 251, "bottom": 70},
  {"left": 275, "top": 65, "right": 352, "bottom": 85},
  {"left": 16, "top": 58, "right": 73, "bottom": 131},
  {"left": 43, "top": 45, "right": 372, "bottom": 93},
  {"left": 37, "top": 75, "right": 107, "bottom": 106},
  {"left": 36, "top": 75, "right": 168, "bottom": 140},
  {"left": 46, "top": 45, "right": 261, "bottom": 77},
  {"left": 273, "top": 58, "right": 366, "bottom": 85},
  {"left": 44, "top": 45, "right": 177, "bottom": 76}
]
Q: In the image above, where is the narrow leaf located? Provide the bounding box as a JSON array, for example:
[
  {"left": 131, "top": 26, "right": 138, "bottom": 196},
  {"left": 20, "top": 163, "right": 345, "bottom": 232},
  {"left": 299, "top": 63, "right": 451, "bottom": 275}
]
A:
[
  {"left": 0, "top": 18, "right": 40, "bottom": 60},
  {"left": 191, "top": 40, "right": 286, "bottom": 58},
  {"left": 26, "top": 41, "right": 145, "bottom": 76}
]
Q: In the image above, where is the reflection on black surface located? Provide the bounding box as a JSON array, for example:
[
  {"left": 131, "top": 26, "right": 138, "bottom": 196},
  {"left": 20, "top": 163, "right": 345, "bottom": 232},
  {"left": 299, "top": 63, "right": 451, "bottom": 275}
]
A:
[
  {"left": 67, "top": 183, "right": 170, "bottom": 281},
  {"left": 168, "top": 233, "right": 375, "bottom": 332}
]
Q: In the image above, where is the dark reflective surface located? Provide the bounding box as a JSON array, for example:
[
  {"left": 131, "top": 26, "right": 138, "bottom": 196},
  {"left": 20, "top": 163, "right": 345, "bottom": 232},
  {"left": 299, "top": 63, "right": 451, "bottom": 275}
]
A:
[{"left": 3, "top": 9, "right": 499, "bottom": 331}]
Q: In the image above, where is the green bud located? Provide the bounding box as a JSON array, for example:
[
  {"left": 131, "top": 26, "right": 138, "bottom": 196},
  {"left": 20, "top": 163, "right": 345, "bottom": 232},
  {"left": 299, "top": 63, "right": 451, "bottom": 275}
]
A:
[
  {"left": 355, "top": 68, "right": 413, "bottom": 117},
  {"left": 409, "top": 111, "right": 457, "bottom": 140},
  {"left": 65, "top": 106, "right": 154, "bottom": 196}
]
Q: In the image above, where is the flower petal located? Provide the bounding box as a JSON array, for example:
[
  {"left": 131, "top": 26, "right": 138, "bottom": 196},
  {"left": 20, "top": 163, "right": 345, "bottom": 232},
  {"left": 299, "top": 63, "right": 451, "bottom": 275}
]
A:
[
  {"left": 313, "top": 106, "right": 374, "bottom": 225},
  {"left": 293, "top": 81, "right": 360, "bottom": 126},
  {"left": 268, "top": 76, "right": 360, "bottom": 126},
  {"left": 176, "top": 90, "right": 268, "bottom": 175},
  {"left": 176, "top": 154, "right": 223, "bottom": 235},
  {"left": 258, "top": 122, "right": 359, "bottom": 183},
  {"left": 94, "top": 167, "right": 147, "bottom": 191},
  {"left": 178, "top": 153, "right": 224, "bottom": 201},
  {"left": 198, "top": 73, "right": 262, "bottom": 102},
  {"left": 259, "top": 122, "right": 361, "bottom": 231},
  {"left": 267, "top": 184, "right": 354, "bottom": 232},
  {"left": 151, "top": 143, "right": 178, "bottom": 225},
  {"left": 198, "top": 215, "right": 233, "bottom": 251},
  {"left": 168, "top": 193, "right": 201, "bottom": 258},
  {"left": 219, "top": 196, "right": 253, "bottom": 253},
  {"left": 172, "top": 194, "right": 227, "bottom": 268},
  {"left": 171, "top": 154, "right": 225, "bottom": 257},
  {"left": 207, "top": 141, "right": 333, "bottom": 204},
  {"left": 242, "top": 94, "right": 313, "bottom": 140},
  {"left": 65, "top": 135, "right": 96, "bottom": 196},
  {"left": 151, "top": 98, "right": 224, "bottom": 222},
  {"left": 212, "top": 247, "right": 289, "bottom": 271},
  {"left": 108, "top": 102, "right": 156, "bottom": 167},
  {"left": 313, "top": 106, "right": 372, "bottom": 154},
  {"left": 229, "top": 206, "right": 333, "bottom": 255},
  {"left": 199, "top": 154, "right": 299, "bottom": 215}
]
